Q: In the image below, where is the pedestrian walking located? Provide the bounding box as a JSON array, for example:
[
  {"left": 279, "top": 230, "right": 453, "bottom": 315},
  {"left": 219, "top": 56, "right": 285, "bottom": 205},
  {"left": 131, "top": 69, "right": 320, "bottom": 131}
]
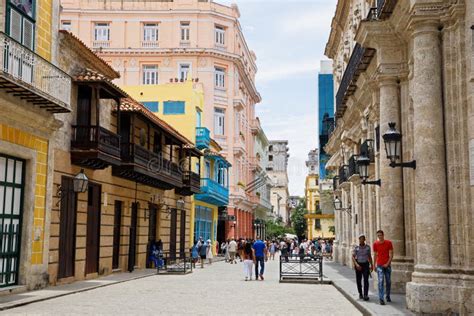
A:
[
  {"left": 199, "top": 239, "right": 208, "bottom": 269},
  {"left": 243, "top": 241, "right": 255, "bottom": 281},
  {"left": 206, "top": 239, "right": 214, "bottom": 265},
  {"left": 269, "top": 241, "right": 277, "bottom": 260},
  {"left": 352, "top": 234, "right": 373, "bottom": 301},
  {"left": 373, "top": 230, "right": 393, "bottom": 305},
  {"left": 252, "top": 236, "right": 267, "bottom": 281},
  {"left": 228, "top": 238, "right": 237, "bottom": 264},
  {"left": 280, "top": 239, "right": 289, "bottom": 262},
  {"left": 191, "top": 240, "right": 199, "bottom": 268}
]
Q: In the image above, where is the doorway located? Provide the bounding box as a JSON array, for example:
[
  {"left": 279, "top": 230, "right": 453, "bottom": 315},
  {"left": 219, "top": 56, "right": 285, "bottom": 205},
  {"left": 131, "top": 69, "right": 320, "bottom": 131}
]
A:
[
  {"left": 58, "top": 176, "right": 77, "bottom": 279},
  {"left": 128, "top": 202, "right": 138, "bottom": 272},
  {"left": 112, "top": 201, "right": 122, "bottom": 270},
  {"left": 85, "top": 183, "right": 101, "bottom": 275}
]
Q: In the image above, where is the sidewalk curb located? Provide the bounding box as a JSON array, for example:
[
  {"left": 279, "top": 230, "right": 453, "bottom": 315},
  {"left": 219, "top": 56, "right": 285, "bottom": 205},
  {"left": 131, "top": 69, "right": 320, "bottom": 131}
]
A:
[
  {"left": 329, "top": 278, "right": 372, "bottom": 316},
  {"left": 0, "top": 271, "right": 157, "bottom": 312}
]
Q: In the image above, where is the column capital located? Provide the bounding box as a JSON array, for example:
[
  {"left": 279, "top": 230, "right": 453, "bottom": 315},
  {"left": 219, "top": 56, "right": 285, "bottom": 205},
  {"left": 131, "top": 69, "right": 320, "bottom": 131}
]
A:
[{"left": 373, "top": 63, "right": 408, "bottom": 87}]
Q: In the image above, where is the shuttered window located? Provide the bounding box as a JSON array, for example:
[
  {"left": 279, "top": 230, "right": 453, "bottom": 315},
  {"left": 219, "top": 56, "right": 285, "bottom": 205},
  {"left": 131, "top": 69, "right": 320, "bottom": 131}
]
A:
[
  {"left": 163, "top": 101, "right": 185, "bottom": 115},
  {"left": 7, "top": 1, "right": 36, "bottom": 50},
  {"left": 142, "top": 101, "right": 159, "bottom": 112}
]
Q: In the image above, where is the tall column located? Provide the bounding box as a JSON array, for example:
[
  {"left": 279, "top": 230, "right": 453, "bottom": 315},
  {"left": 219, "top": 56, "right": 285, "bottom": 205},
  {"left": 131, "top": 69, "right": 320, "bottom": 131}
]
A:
[
  {"left": 378, "top": 76, "right": 410, "bottom": 293},
  {"left": 406, "top": 20, "right": 451, "bottom": 314}
]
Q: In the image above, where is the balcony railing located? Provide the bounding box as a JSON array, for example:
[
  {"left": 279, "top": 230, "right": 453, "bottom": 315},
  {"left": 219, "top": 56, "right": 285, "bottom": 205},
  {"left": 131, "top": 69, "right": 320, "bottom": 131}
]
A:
[
  {"left": 141, "top": 40, "right": 159, "bottom": 48},
  {"left": 250, "top": 119, "right": 260, "bottom": 134},
  {"left": 196, "top": 178, "right": 229, "bottom": 206},
  {"left": 0, "top": 32, "right": 71, "bottom": 113},
  {"left": 260, "top": 196, "right": 273, "bottom": 211},
  {"left": 360, "top": 139, "right": 375, "bottom": 163},
  {"left": 338, "top": 165, "right": 349, "bottom": 185},
  {"left": 335, "top": 43, "right": 375, "bottom": 118},
  {"left": 196, "top": 127, "right": 210, "bottom": 150},
  {"left": 72, "top": 125, "right": 121, "bottom": 158},
  {"left": 92, "top": 40, "right": 110, "bottom": 49},
  {"left": 367, "top": 0, "right": 398, "bottom": 20},
  {"left": 348, "top": 155, "right": 360, "bottom": 178},
  {"left": 182, "top": 171, "right": 201, "bottom": 193}
]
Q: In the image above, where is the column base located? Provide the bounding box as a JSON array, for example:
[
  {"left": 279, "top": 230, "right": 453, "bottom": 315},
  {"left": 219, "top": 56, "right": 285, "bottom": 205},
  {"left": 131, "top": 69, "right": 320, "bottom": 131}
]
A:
[{"left": 406, "top": 267, "right": 474, "bottom": 314}]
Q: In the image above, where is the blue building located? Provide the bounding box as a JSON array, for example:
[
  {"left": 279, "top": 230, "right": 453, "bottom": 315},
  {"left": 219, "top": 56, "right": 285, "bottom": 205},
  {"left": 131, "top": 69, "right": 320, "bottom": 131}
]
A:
[{"left": 318, "top": 61, "right": 335, "bottom": 179}]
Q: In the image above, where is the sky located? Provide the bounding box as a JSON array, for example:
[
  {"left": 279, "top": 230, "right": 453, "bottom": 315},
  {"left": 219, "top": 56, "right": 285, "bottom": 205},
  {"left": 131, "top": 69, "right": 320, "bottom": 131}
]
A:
[{"left": 219, "top": 0, "right": 337, "bottom": 196}]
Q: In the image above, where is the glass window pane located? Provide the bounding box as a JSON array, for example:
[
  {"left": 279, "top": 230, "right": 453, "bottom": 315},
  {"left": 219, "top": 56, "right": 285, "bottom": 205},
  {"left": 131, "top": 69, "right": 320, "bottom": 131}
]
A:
[
  {"left": 0, "top": 157, "right": 5, "bottom": 181},
  {"left": 4, "top": 187, "right": 12, "bottom": 214},
  {"left": 12, "top": 188, "right": 21, "bottom": 215},
  {"left": 14, "top": 161, "right": 22, "bottom": 184},
  {"left": 0, "top": 186, "right": 4, "bottom": 214},
  {"left": 6, "top": 159, "right": 14, "bottom": 183}
]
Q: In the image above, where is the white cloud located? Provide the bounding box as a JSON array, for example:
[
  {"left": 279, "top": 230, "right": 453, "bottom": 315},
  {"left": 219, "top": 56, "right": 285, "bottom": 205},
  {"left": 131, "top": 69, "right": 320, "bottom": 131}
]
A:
[
  {"left": 280, "top": 9, "right": 334, "bottom": 35},
  {"left": 256, "top": 58, "right": 324, "bottom": 82}
]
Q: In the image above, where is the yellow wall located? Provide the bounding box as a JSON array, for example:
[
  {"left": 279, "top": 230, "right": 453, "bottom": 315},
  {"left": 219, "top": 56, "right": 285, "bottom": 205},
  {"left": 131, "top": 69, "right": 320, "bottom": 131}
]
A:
[
  {"left": 0, "top": 124, "right": 48, "bottom": 264},
  {"left": 36, "top": 0, "right": 53, "bottom": 61},
  {"left": 194, "top": 200, "right": 219, "bottom": 255}
]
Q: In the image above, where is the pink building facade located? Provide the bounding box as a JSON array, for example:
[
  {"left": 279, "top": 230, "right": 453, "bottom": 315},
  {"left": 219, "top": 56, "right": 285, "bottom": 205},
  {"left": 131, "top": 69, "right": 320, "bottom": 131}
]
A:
[{"left": 60, "top": 0, "right": 262, "bottom": 240}]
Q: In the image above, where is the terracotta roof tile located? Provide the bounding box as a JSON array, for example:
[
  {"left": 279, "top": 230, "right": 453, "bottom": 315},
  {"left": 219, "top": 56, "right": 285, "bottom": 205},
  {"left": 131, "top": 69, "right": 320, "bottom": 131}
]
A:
[
  {"left": 120, "top": 98, "right": 194, "bottom": 146},
  {"left": 73, "top": 68, "right": 128, "bottom": 98}
]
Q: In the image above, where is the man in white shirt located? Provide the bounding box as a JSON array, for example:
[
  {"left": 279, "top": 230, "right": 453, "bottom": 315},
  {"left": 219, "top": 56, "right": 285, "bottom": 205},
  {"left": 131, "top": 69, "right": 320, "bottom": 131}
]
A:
[{"left": 228, "top": 238, "right": 237, "bottom": 264}]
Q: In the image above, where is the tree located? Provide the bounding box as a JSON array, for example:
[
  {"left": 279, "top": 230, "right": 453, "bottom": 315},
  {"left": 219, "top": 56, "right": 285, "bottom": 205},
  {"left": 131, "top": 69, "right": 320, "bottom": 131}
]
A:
[
  {"left": 265, "top": 219, "right": 294, "bottom": 240},
  {"left": 291, "top": 198, "right": 308, "bottom": 240}
]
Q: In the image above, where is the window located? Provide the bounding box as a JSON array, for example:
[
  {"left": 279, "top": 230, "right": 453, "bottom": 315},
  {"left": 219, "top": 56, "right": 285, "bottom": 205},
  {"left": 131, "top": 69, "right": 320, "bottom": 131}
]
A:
[
  {"left": 194, "top": 206, "right": 212, "bottom": 241},
  {"left": 215, "top": 67, "right": 225, "bottom": 89},
  {"left": 142, "top": 101, "right": 158, "bottom": 112},
  {"left": 142, "top": 65, "right": 158, "bottom": 85},
  {"left": 315, "top": 219, "right": 321, "bottom": 230},
  {"left": 163, "top": 101, "right": 185, "bottom": 115},
  {"left": 143, "top": 23, "right": 159, "bottom": 42},
  {"left": 205, "top": 161, "right": 211, "bottom": 178},
  {"left": 196, "top": 109, "right": 202, "bottom": 127},
  {"left": 269, "top": 155, "right": 273, "bottom": 162},
  {"left": 7, "top": 2, "right": 35, "bottom": 50},
  {"left": 180, "top": 22, "right": 190, "bottom": 41},
  {"left": 269, "top": 145, "right": 273, "bottom": 152},
  {"left": 179, "top": 63, "right": 191, "bottom": 81},
  {"left": 214, "top": 108, "right": 225, "bottom": 135},
  {"left": 215, "top": 25, "right": 225, "bottom": 45},
  {"left": 94, "top": 22, "right": 110, "bottom": 41},
  {"left": 61, "top": 21, "right": 71, "bottom": 31}
]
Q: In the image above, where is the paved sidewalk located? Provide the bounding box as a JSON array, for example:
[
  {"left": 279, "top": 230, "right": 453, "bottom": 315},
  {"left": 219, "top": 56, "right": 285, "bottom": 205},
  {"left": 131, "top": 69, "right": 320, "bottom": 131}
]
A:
[
  {"left": 0, "top": 269, "right": 157, "bottom": 311},
  {"left": 324, "top": 261, "right": 413, "bottom": 315}
]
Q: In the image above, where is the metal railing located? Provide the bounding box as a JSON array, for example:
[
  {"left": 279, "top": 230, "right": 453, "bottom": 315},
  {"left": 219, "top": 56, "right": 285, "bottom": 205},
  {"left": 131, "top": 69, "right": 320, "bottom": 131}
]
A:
[
  {"left": 0, "top": 32, "right": 71, "bottom": 111},
  {"left": 279, "top": 255, "right": 323, "bottom": 282},
  {"left": 72, "top": 125, "right": 121, "bottom": 158},
  {"left": 156, "top": 251, "right": 193, "bottom": 275},
  {"left": 348, "top": 155, "right": 360, "bottom": 178}
]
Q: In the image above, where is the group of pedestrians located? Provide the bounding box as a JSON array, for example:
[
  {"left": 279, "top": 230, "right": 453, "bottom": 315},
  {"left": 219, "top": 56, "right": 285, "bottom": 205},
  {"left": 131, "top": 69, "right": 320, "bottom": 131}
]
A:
[
  {"left": 191, "top": 237, "right": 214, "bottom": 269},
  {"left": 352, "top": 230, "right": 393, "bottom": 306}
]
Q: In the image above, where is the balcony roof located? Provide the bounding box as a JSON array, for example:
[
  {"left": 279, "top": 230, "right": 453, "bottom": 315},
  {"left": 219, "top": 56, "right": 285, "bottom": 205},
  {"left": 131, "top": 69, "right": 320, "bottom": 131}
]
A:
[
  {"left": 120, "top": 98, "right": 194, "bottom": 146},
  {"left": 73, "top": 68, "right": 128, "bottom": 99}
]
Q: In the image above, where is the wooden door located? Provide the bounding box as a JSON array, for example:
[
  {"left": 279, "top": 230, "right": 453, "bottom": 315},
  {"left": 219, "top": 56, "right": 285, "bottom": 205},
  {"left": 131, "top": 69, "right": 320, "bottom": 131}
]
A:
[
  {"left": 58, "top": 176, "right": 77, "bottom": 279},
  {"left": 85, "top": 183, "right": 101, "bottom": 275},
  {"left": 169, "top": 208, "right": 177, "bottom": 260},
  {"left": 146, "top": 203, "right": 157, "bottom": 268},
  {"left": 128, "top": 202, "right": 138, "bottom": 272},
  {"left": 179, "top": 210, "right": 186, "bottom": 258},
  {"left": 112, "top": 201, "right": 122, "bottom": 270}
]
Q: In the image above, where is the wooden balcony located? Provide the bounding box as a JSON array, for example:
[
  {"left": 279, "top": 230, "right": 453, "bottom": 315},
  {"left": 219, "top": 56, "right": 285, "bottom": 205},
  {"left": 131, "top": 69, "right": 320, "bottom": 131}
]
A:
[
  {"left": 112, "top": 142, "right": 183, "bottom": 190},
  {"left": 71, "top": 125, "right": 121, "bottom": 169},
  {"left": 176, "top": 171, "right": 201, "bottom": 196},
  {"left": 0, "top": 32, "right": 71, "bottom": 113}
]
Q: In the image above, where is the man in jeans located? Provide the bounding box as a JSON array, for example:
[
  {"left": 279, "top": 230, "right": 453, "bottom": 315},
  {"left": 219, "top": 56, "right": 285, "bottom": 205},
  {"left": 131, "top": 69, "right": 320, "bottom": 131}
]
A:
[
  {"left": 373, "top": 230, "right": 393, "bottom": 305},
  {"left": 352, "top": 234, "right": 373, "bottom": 301},
  {"left": 252, "top": 237, "right": 267, "bottom": 281}
]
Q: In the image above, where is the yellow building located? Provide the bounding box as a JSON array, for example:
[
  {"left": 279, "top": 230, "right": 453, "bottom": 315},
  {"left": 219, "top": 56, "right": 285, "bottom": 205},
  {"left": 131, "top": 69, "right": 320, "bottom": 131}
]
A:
[
  {"left": 0, "top": 1, "right": 72, "bottom": 289},
  {"left": 124, "top": 80, "right": 231, "bottom": 253},
  {"left": 304, "top": 174, "right": 335, "bottom": 239}
]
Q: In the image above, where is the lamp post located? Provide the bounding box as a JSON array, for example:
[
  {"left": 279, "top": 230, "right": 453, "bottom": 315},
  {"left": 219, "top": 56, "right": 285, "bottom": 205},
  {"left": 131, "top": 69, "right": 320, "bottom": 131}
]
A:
[
  {"left": 333, "top": 196, "right": 352, "bottom": 217},
  {"left": 382, "top": 122, "right": 416, "bottom": 169},
  {"left": 356, "top": 155, "right": 381, "bottom": 186}
]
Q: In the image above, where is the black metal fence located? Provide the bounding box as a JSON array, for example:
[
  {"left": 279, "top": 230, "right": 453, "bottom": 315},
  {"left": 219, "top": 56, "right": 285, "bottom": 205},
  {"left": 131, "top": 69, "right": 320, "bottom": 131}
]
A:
[
  {"left": 155, "top": 251, "right": 193, "bottom": 274},
  {"left": 279, "top": 255, "right": 323, "bottom": 282}
]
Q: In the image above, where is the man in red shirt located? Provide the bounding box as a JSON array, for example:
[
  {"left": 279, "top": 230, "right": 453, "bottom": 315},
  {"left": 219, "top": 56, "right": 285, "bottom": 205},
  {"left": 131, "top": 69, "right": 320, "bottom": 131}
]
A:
[{"left": 373, "top": 230, "right": 393, "bottom": 305}]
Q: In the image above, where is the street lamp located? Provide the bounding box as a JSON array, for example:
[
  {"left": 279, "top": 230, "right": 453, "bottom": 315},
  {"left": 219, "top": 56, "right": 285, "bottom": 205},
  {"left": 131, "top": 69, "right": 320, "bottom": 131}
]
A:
[
  {"left": 382, "top": 122, "right": 416, "bottom": 169},
  {"left": 333, "top": 196, "right": 352, "bottom": 217},
  {"left": 356, "top": 155, "right": 381, "bottom": 186},
  {"left": 56, "top": 169, "right": 89, "bottom": 206}
]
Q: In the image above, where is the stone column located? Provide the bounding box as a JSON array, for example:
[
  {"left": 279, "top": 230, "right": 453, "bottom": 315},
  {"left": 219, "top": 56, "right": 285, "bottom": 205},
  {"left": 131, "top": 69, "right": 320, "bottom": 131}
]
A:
[
  {"left": 406, "top": 20, "right": 451, "bottom": 314},
  {"left": 378, "top": 77, "right": 411, "bottom": 293}
]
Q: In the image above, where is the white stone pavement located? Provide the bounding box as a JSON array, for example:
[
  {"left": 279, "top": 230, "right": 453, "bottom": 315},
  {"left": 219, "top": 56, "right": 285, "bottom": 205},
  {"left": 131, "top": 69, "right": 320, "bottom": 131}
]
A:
[{"left": 3, "top": 258, "right": 360, "bottom": 315}]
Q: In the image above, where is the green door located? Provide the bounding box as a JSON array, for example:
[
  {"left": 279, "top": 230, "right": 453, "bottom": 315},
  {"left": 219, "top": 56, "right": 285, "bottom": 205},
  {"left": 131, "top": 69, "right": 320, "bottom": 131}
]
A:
[{"left": 0, "top": 154, "right": 25, "bottom": 287}]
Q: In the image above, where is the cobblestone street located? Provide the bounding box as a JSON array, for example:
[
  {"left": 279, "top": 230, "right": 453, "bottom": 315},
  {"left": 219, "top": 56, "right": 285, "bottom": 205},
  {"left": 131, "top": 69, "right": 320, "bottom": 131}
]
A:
[{"left": 4, "top": 259, "right": 360, "bottom": 315}]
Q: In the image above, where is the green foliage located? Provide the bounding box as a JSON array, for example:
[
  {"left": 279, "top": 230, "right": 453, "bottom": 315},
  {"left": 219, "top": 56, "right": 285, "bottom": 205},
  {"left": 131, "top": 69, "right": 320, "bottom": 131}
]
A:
[
  {"left": 265, "top": 219, "right": 294, "bottom": 239},
  {"left": 329, "top": 226, "right": 335, "bottom": 234},
  {"left": 291, "top": 198, "right": 308, "bottom": 239}
]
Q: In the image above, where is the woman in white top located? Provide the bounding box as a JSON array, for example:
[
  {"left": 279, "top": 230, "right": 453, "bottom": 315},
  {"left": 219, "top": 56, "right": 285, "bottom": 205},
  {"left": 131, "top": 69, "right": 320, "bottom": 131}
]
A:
[{"left": 206, "top": 239, "right": 214, "bottom": 265}]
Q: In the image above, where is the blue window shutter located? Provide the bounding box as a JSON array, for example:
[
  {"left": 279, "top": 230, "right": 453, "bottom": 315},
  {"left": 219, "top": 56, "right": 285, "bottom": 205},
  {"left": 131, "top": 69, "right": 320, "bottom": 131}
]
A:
[
  {"left": 142, "top": 101, "right": 159, "bottom": 112},
  {"left": 163, "top": 101, "right": 185, "bottom": 115}
]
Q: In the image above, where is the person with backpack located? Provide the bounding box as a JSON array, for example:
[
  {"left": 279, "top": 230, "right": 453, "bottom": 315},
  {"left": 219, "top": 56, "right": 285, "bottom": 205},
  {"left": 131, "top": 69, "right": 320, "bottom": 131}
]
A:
[{"left": 199, "top": 239, "right": 208, "bottom": 269}]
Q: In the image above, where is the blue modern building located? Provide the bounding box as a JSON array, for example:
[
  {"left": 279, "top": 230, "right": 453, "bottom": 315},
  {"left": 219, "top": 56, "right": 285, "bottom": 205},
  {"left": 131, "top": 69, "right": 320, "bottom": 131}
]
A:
[{"left": 318, "top": 61, "right": 335, "bottom": 179}]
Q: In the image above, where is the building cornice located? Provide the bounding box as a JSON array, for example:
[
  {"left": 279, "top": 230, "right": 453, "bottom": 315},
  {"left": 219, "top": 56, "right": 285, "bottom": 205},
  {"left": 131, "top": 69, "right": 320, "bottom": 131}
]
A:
[{"left": 324, "top": 0, "right": 350, "bottom": 59}]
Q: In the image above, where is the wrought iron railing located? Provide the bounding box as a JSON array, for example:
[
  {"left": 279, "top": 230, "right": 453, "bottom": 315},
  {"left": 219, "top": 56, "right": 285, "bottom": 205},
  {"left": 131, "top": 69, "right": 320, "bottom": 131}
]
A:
[
  {"left": 0, "top": 32, "right": 71, "bottom": 111},
  {"left": 279, "top": 255, "right": 323, "bottom": 282},
  {"left": 335, "top": 43, "right": 365, "bottom": 115},
  {"left": 348, "top": 155, "right": 360, "bottom": 178},
  {"left": 338, "top": 165, "right": 348, "bottom": 185},
  {"left": 72, "top": 125, "right": 121, "bottom": 158}
]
